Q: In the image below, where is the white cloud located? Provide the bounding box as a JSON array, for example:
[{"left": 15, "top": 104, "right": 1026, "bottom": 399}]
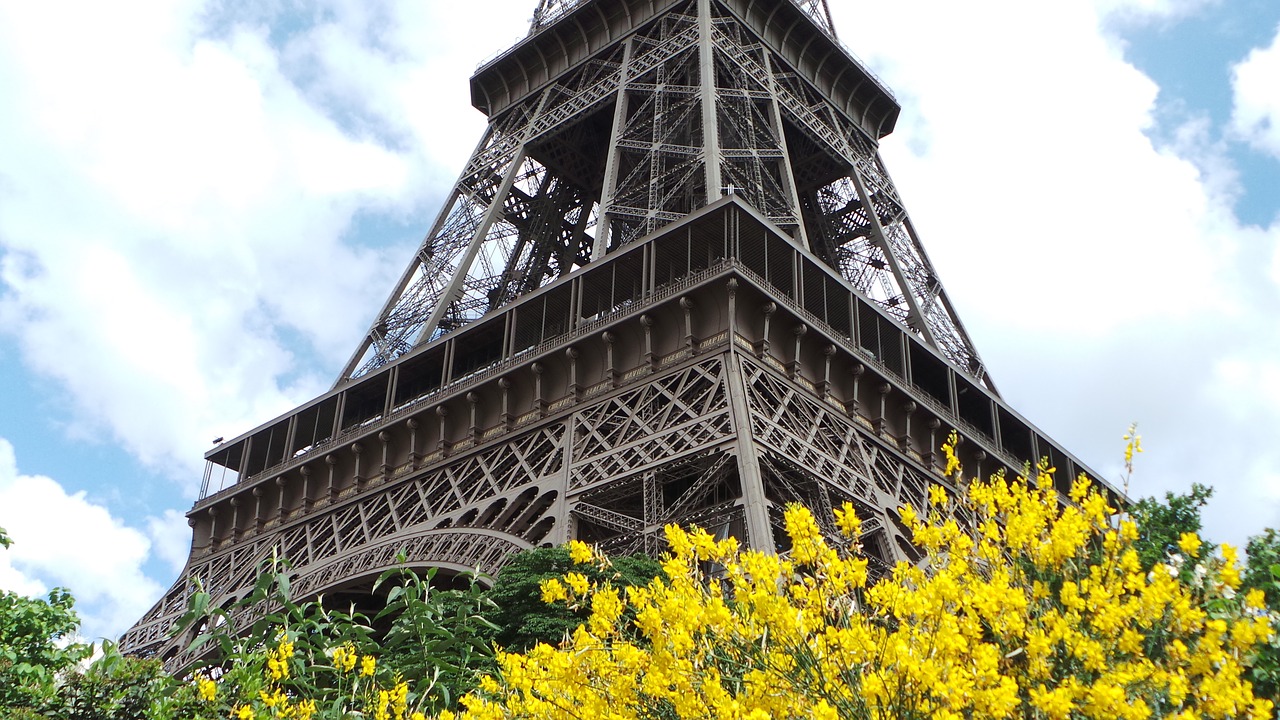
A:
[
  {"left": 147, "top": 509, "right": 195, "bottom": 575},
  {"left": 1091, "top": 0, "right": 1220, "bottom": 25},
  {"left": 841, "top": 0, "right": 1280, "bottom": 547},
  {"left": 0, "top": 438, "right": 167, "bottom": 640},
  {"left": 1231, "top": 23, "right": 1280, "bottom": 159},
  {"left": 0, "top": 1, "right": 455, "bottom": 481}
]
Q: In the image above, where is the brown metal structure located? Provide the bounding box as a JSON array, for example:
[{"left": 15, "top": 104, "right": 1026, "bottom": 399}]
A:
[{"left": 122, "top": 0, "right": 1120, "bottom": 665}]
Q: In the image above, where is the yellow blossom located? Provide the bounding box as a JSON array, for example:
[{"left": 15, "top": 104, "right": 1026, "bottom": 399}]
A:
[
  {"left": 567, "top": 540, "right": 595, "bottom": 564},
  {"left": 418, "top": 453, "right": 1270, "bottom": 720},
  {"left": 834, "top": 501, "right": 862, "bottom": 537},
  {"left": 332, "top": 643, "right": 358, "bottom": 673},
  {"left": 195, "top": 674, "right": 217, "bottom": 702},
  {"left": 540, "top": 577, "right": 567, "bottom": 603},
  {"left": 1178, "top": 532, "right": 1201, "bottom": 558}
]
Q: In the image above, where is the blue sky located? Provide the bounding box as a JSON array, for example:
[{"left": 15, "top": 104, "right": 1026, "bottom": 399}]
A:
[{"left": 1, "top": 0, "right": 1278, "bottom": 642}]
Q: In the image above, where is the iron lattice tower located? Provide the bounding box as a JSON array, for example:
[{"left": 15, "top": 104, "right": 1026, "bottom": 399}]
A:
[{"left": 122, "top": 0, "right": 1120, "bottom": 665}]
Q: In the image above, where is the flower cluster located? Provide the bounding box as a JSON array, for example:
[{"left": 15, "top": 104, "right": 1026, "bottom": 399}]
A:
[
  {"left": 452, "top": 435, "right": 1273, "bottom": 720},
  {"left": 190, "top": 632, "right": 421, "bottom": 720}
]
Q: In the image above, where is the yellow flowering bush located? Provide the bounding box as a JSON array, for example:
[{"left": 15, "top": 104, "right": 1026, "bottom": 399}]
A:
[
  {"left": 187, "top": 632, "right": 411, "bottom": 720},
  {"left": 171, "top": 557, "right": 498, "bottom": 719},
  {"left": 449, "top": 436, "right": 1274, "bottom": 720}
]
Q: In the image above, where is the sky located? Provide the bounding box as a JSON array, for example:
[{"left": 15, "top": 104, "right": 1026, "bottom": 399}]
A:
[{"left": 0, "top": 0, "right": 1278, "bottom": 643}]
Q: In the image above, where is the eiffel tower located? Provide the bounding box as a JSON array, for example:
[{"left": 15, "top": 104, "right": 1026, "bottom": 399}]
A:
[{"left": 122, "top": 0, "right": 1121, "bottom": 664}]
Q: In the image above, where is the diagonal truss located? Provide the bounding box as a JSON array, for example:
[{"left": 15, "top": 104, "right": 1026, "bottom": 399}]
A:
[{"left": 338, "top": 0, "right": 995, "bottom": 393}]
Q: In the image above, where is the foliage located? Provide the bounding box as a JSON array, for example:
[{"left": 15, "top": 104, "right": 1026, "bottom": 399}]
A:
[
  {"left": 1129, "top": 482, "right": 1215, "bottom": 574},
  {"left": 172, "top": 554, "right": 498, "bottom": 719},
  {"left": 54, "top": 643, "right": 202, "bottom": 720},
  {"left": 1241, "top": 528, "right": 1280, "bottom": 700},
  {"left": 1123, "top": 476, "right": 1280, "bottom": 699},
  {"left": 0, "top": 525, "right": 93, "bottom": 715},
  {"left": 481, "top": 546, "right": 662, "bottom": 653},
  {"left": 373, "top": 562, "right": 500, "bottom": 709},
  {"left": 451, "top": 438, "right": 1274, "bottom": 720}
]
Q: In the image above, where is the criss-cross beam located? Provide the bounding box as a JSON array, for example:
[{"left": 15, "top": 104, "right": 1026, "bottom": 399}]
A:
[{"left": 338, "top": 0, "right": 992, "bottom": 397}]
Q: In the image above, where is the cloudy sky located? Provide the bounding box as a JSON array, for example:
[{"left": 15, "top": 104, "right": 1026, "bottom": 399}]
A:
[{"left": 1, "top": 0, "right": 1278, "bottom": 642}]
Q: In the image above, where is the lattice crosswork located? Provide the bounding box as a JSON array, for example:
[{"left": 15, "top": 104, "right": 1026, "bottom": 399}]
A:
[
  {"left": 573, "top": 450, "right": 746, "bottom": 557},
  {"left": 740, "top": 356, "right": 935, "bottom": 571},
  {"left": 570, "top": 358, "right": 732, "bottom": 490},
  {"left": 339, "top": 0, "right": 992, "bottom": 391},
  {"left": 340, "top": 0, "right": 991, "bottom": 390},
  {"left": 742, "top": 358, "right": 929, "bottom": 510},
  {"left": 120, "top": 424, "right": 568, "bottom": 662},
  {"left": 601, "top": 9, "right": 706, "bottom": 248},
  {"left": 776, "top": 74, "right": 991, "bottom": 386}
]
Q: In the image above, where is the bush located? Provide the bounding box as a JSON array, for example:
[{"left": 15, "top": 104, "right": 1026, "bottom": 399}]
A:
[{"left": 453, "top": 436, "right": 1275, "bottom": 719}]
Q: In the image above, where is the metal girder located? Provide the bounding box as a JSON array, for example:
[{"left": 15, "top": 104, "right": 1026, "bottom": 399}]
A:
[{"left": 340, "top": 0, "right": 994, "bottom": 393}]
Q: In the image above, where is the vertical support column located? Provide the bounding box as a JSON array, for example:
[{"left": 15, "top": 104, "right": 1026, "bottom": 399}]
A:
[
  {"left": 350, "top": 442, "right": 365, "bottom": 491},
  {"left": 848, "top": 362, "right": 865, "bottom": 418},
  {"left": 325, "top": 454, "right": 339, "bottom": 501},
  {"left": 300, "top": 465, "right": 314, "bottom": 511},
  {"left": 680, "top": 297, "right": 696, "bottom": 353},
  {"left": 467, "top": 393, "right": 482, "bottom": 445},
  {"left": 406, "top": 418, "right": 421, "bottom": 469},
  {"left": 759, "top": 301, "right": 775, "bottom": 357},
  {"left": 820, "top": 344, "right": 836, "bottom": 400},
  {"left": 548, "top": 417, "right": 576, "bottom": 546},
  {"left": 379, "top": 431, "right": 393, "bottom": 479},
  {"left": 640, "top": 315, "right": 656, "bottom": 369},
  {"left": 602, "top": 331, "right": 618, "bottom": 387},
  {"left": 596, "top": 38, "right": 633, "bottom": 258},
  {"left": 788, "top": 323, "right": 807, "bottom": 379},
  {"left": 698, "top": 0, "right": 723, "bottom": 202},
  {"left": 725, "top": 350, "right": 773, "bottom": 550},
  {"left": 499, "top": 378, "right": 514, "bottom": 429},
  {"left": 275, "top": 476, "right": 287, "bottom": 520},
  {"left": 532, "top": 363, "right": 547, "bottom": 416},
  {"left": 435, "top": 406, "right": 450, "bottom": 456},
  {"left": 566, "top": 347, "right": 581, "bottom": 399},
  {"left": 643, "top": 471, "right": 661, "bottom": 553}
]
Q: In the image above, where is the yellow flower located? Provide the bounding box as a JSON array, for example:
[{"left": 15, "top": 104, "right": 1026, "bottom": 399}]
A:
[
  {"left": 234, "top": 705, "right": 255, "bottom": 720},
  {"left": 259, "top": 689, "right": 287, "bottom": 708},
  {"left": 420, "top": 457, "right": 1273, "bottom": 720},
  {"left": 391, "top": 680, "right": 409, "bottom": 719},
  {"left": 568, "top": 540, "right": 595, "bottom": 564},
  {"left": 928, "top": 483, "right": 948, "bottom": 507},
  {"left": 1177, "top": 532, "right": 1201, "bottom": 558},
  {"left": 834, "top": 501, "right": 862, "bottom": 537},
  {"left": 332, "top": 643, "right": 358, "bottom": 673},
  {"left": 267, "top": 655, "right": 288, "bottom": 681},
  {"left": 360, "top": 654, "right": 377, "bottom": 677},
  {"left": 899, "top": 503, "right": 918, "bottom": 527},
  {"left": 1220, "top": 544, "right": 1243, "bottom": 589},
  {"left": 540, "top": 577, "right": 568, "bottom": 603},
  {"left": 375, "top": 689, "right": 391, "bottom": 720},
  {"left": 564, "top": 572, "right": 590, "bottom": 596},
  {"left": 195, "top": 674, "right": 217, "bottom": 702}
]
